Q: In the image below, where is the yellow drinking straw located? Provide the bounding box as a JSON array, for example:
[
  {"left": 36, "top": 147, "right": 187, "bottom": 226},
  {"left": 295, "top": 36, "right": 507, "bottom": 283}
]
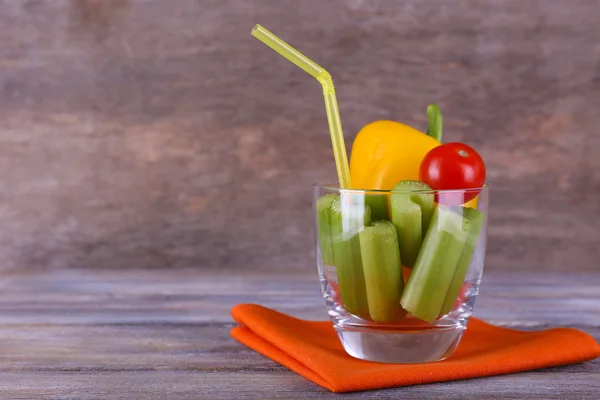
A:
[{"left": 251, "top": 24, "right": 352, "bottom": 189}]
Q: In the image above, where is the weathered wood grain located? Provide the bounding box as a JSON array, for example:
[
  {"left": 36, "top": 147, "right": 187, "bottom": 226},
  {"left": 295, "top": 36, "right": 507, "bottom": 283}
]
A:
[
  {"left": 1, "top": 323, "right": 597, "bottom": 374},
  {"left": 1, "top": 268, "right": 599, "bottom": 326},
  {"left": 0, "top": 0, "right": 599, "bottom": 271},
  {"left": 1, "top": 372, "right": 600, "bottom": 400},
  {"left": 0, "top": 269, "right": 597, "bottom": 398}
]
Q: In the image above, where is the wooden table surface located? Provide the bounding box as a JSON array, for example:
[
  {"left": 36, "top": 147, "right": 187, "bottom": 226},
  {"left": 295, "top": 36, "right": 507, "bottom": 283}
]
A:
[{"left": 0, "top": 268, "right": 598, "bottom": 399}]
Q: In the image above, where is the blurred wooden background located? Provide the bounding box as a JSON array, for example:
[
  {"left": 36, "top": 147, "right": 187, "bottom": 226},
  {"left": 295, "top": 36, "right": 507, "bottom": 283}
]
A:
[{"left": 1, "top": 0, "right": 599, "bottom": 272}]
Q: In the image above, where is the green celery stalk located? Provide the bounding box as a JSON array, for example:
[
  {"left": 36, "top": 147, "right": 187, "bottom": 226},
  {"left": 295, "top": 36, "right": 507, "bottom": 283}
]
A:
[
  {"left": 389, "top": 181, "right": 434, "bottom": 267},
  {"left": 330, "top": 194, "right": 371, "bottom": 318},
  {"left": 400, "top": 205, "right": 469, "bottom": 322},
  {"left": 315, "top": 194, "right": 337, "bottom": 266},
  {"left": 364, "top": 193, "right": 389, "bottom": 221},
  {"left": 438, "top": 207, "right": 485, "bottom": 316},
  {"left": 359, "top": 221, "right": 406, "bottom": 322},
  {"left": 390, "top": 195, "right": 422, "bottom": 268}
]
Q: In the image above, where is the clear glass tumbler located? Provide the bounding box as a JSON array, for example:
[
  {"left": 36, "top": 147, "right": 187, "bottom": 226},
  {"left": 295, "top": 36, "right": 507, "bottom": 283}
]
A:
[{"left": 313, "top": 184, "right": 489, "bottom": 363}]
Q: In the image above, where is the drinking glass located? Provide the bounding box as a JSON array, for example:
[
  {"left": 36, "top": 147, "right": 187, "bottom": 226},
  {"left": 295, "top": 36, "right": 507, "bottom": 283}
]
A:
[{"left": 314, "top": 184, "right": 489, "bottom": 363}]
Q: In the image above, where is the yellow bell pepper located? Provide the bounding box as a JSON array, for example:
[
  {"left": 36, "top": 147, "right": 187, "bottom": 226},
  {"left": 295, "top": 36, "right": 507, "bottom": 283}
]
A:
[
  {"left": 350, "top": 120, "right": 479, "bottom": 208},
  {"left": 350, "top": 120, "right": 440, "bottom": 190},
  {"left": 463, "top": 196, "right": 478, "bottom": 209}
]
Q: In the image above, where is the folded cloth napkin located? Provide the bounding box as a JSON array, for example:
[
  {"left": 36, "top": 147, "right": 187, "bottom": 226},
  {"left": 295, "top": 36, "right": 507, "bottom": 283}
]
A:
[{"left": 231, "top": 304, "right": 600, "bottom": 393}]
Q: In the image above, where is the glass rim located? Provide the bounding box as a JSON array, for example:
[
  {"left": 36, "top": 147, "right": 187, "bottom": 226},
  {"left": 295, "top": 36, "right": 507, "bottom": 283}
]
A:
[{"left": 313, "top": 182, "right": 489, "bottom": 195}]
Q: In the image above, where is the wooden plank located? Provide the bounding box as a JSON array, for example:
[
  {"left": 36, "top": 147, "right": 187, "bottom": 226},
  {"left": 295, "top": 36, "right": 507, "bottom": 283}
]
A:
[
  {"left": 0, "top": 371, "right": 599, "bottom": 399},
  {"left": 1, "top": 269, "right": 598, "bottom": 327},
  {"left": 0, "top": 269, "right": 597, "bottom": 398},
  {"left": 0, "top": 0, "right": 599, "bottom": 272},
  {"left": 0, "top": 323, "right": 596, "bottom": 374}
]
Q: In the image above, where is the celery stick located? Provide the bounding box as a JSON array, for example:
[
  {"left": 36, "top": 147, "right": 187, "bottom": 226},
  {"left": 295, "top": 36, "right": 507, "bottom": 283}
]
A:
[
  {"left": 400, "top": 206, "right": 468, "bottom": 322},
  {"left": 390, "top": 181, "right": 434, "bottom": 267},
  {"left": 393, "top": 180, "right": 434, "bottom": 233},
  {"left": 364, "top": 193, "right": 389, "bottom": 221},
  {"left": 330, "top": 194, "right": 371, "bottom": 318},
  {"left": 390, "top": 194, "right": 422, "bottom": 268},
  {"left": 359, "top": 221, "right": 406, "bottom": 322},
  {"left": 316, "top": 194, "right": 337, "bottom": 266},
  {"left": 438, "top": 207, "right": 485, "bottom": 316},
  {"left": 410, "top": 192, "right": 435, "bottom": 235}
]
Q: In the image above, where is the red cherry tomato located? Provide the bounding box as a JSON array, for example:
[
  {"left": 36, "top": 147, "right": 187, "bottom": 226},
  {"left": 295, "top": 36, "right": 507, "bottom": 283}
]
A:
[{"left": 419, "top": 142, "right": 486, "bottom": 204}]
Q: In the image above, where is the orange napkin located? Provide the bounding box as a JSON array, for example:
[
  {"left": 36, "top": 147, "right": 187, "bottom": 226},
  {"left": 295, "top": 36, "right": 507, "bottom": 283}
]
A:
[{"left": 231, "top": 304, "right": 600, "bottom": 393}]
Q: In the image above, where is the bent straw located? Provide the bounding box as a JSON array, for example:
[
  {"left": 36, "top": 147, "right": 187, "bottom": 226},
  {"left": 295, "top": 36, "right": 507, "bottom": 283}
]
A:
[{"left": 251, "top": 24, "right": 351, "bottom": 189}]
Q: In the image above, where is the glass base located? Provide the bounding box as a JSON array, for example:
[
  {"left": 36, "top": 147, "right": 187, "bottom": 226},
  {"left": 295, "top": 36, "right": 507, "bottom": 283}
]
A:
[
  {"left": 335, "top": 324, "right": 465, "bottom": 364},
  {"left": 319, "top": 264, "right": 480, "bottom": 363}
]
